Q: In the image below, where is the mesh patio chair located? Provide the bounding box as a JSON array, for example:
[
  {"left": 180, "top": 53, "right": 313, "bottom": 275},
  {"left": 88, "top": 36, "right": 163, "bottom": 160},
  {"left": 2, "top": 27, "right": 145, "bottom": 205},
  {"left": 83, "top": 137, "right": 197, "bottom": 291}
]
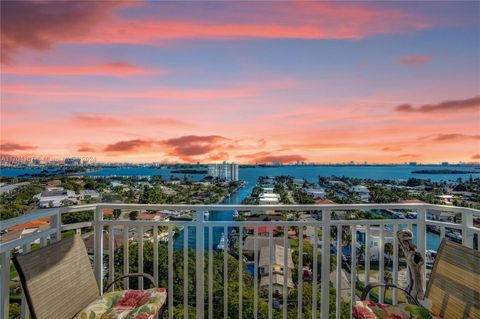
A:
[
  {"left": 12, "top": 234, "right": 166, "bottom": 319},
  {"left": 354, "top": 236, "right": 480, "bottom": 319}
]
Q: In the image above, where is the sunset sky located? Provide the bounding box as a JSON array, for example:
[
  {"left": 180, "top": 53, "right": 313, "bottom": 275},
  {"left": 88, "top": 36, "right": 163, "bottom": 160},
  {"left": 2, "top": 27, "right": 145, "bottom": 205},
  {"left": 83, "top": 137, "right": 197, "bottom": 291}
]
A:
[{"left": 1, "top": 1, "right": 479, "bottom": 164}]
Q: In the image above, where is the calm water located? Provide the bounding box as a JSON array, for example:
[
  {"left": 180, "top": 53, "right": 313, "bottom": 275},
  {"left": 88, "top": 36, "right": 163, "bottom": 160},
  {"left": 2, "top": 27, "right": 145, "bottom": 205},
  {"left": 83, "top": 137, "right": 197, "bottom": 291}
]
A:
[{"left": 4, "top": 165, "right": 477, "bottom": 251}]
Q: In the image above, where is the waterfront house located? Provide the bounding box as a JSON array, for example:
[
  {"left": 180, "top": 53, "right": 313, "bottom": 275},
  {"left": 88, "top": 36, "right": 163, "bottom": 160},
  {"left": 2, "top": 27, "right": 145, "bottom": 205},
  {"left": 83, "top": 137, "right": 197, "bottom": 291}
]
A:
[
  {"left": 304, "top": 188, "right": 326, "bottom": 199},
  {"left": 262, "top": 187, "right": 274, "bottom": 193},
  {"left": 259, "top": 193, "right": 280, "bottom": 204},
  {"left": 350, "top": 185, "right": 371, "bottom": 202},
  {"left": 259, "top": 244, "right": 295, "bottom": 294}
]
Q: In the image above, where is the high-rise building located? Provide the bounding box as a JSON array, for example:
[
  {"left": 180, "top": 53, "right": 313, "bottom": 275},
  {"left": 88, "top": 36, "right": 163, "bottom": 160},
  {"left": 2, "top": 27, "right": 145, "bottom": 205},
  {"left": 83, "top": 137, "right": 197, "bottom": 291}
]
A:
[
  {"left": 64, "top": 157, "right": 81, "bottom": 166},
  {"left": 208, "top": 161, "right": 239, "bottom": 181}
]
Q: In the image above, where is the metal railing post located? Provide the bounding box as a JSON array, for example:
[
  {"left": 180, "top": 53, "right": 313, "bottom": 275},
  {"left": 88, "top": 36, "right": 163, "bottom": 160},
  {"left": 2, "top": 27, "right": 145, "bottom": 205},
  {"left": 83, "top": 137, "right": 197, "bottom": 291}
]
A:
[
  {"left": 196, "top": 210, "right": 205, "bottom": 319},
  {"left": 462, "top": 210, "right": 474, "bottom": 249},
  {"left": 321, "top": 209, "right": 331, "bottom": 319},
  {"left": 93, "top": 205, "right": 104, "bottom": 292},
  {"left": 417, "top": 206, "right": 427, "bottom": 288},
  {"left": 1, "top": 251, "right": 10, "bottom": 319},
  {"left": 50, "top": 208, "right": 62, "bottom": 242}
]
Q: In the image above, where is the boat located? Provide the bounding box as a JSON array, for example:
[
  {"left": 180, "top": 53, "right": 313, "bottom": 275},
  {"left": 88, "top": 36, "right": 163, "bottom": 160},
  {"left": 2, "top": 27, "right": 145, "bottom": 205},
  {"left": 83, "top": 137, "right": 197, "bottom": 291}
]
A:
[
  {"left": 217, "top": 232, "right": 228, "bottom": 250},
  {"left": 204, "top": 211, "right": 209, "bottom": 219},
  {"left": 446, "top": 230, "right": 462, "bottom": 243},
  {"left": 426, "top": 225, "right": 441, "bottom": 234},
  {"left": 406, "top": 212, "right": 417, "bottom": 219},
  {"left": 233, "top": 210, "right": 239, "bottom": 219},
  {"left": 425, "top": 250, "right": 437, "bottom": 267}
]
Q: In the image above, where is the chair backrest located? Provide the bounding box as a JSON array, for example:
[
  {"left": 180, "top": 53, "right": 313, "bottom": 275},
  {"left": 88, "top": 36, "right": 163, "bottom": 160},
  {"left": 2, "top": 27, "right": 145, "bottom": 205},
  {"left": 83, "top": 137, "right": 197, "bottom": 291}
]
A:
[
  {"left": 426, "top": 239, "right": 480, "bottom": 319},
  {"left": 13, "top": 235, "right": 100, "bottom": 319}
]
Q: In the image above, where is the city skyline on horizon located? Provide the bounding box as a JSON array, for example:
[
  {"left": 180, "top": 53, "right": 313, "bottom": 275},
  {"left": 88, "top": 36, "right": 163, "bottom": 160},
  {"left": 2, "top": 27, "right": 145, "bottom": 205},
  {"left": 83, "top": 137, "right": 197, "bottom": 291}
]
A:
[{"left": 1, "top": 1, "right": 479, "bottom": 164}]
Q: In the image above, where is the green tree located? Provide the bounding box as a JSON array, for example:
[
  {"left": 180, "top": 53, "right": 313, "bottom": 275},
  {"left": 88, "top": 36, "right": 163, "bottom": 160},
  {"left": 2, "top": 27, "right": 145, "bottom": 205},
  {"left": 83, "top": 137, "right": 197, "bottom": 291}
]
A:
[
  {"left": 113, "top": 209, "right": 122, "bottom": 220},
  {"left": 129, "top": 211, "right": 139, "bottom": 220}
]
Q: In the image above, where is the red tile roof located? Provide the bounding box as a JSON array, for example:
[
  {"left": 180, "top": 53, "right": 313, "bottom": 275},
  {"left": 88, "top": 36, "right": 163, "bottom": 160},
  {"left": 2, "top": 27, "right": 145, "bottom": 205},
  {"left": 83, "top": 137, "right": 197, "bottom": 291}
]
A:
[{"left": 8, "top": 217, "right": 50, "bottom": 231}]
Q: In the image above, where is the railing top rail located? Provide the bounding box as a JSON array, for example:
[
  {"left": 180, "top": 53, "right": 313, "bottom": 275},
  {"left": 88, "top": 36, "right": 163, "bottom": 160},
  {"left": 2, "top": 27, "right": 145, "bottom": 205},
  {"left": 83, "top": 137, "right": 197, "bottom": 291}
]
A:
[
  {"left": 1, "top": 203, "right": 479, "bottom": 233},
  {"left": 94, "top": 202, "right": 429, "bottom": 210}
]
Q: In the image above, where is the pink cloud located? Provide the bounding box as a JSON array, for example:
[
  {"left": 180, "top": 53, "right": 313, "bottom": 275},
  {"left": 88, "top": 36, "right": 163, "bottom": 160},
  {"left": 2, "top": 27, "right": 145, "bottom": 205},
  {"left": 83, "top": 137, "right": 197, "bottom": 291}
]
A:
[
  {"left": 76, "top": 144, "right": 97, "bottom": 152},
  {"left": 70, "top": 113, "right": 189, "bottom": 128},
  {"left": 1, "top": 1, "right": 130, "bottom": 63},
  {"left": 161, "top": 135, "right": 229, "bottom": 160},
  {"left": 71, "top": 114, "right": 124, "bottom": 127},
  {"left": 399, "top": 54, "right": 432, "bottom": 66},
  {"left": 0, "top": 142, "right": 37, "bottom": 152},
  {"left": 3, "top": 61, "right": 157, "bottom": 76},
  {"left": 2, "top": 83, "right": 258, "bottom": 101},
  {"left": 104, "top": 139, "right": 154, "bottom": 152}
]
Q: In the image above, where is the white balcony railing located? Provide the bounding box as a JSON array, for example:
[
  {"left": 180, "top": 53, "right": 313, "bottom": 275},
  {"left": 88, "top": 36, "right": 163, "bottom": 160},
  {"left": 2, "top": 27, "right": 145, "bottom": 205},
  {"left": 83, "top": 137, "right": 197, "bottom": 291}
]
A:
[{"left": 1, "top": 203, "right": 479, "bottom": 319}]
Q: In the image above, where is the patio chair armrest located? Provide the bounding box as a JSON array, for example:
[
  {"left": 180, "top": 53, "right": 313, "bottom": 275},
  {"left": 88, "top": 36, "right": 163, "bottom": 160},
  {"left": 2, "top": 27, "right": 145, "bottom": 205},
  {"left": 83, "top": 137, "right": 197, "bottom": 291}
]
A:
[
  {"left": 361, "top": 283, "right": 419, "bottom": 305},
  {"left": 104, "top": 273, "right": 157, "bottom": 292}
]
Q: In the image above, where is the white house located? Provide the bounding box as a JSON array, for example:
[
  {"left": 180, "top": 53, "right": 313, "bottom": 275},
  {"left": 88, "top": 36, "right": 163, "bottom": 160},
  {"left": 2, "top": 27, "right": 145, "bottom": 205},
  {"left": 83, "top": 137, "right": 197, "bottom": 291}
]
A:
[
  {"left": 79, "top": 189, "right": 100, "bottom": 200},
  {"left": 435, "top": 195, "right": 454, "bottom": 205},
  {"left": 259, "top": 193, "right": 280, "bottom": 205},
  {"left": 305, "top": 188, "right": 326, "bottom": 199},
  {"left": 36, "top": 187, "right": 78, "bottom": 208},
  {"left": 262, "top": 187, "right": 274, "bottom": 194},
  {"left": 351, "top": 185, "right": 371, "bottom": 202}
]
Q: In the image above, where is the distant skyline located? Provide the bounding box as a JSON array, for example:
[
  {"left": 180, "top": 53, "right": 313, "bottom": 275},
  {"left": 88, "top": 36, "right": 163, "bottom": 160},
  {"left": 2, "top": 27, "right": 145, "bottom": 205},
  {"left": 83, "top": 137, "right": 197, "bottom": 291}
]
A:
[{"left": 1, "top": 1, "right": 479, "bottom": 164}]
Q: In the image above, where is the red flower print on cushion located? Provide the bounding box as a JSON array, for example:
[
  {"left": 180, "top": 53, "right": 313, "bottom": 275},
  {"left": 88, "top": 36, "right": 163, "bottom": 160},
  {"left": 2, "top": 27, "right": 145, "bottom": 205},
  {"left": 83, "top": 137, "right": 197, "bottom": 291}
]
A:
[{"left": 117, "top": 290, "right": 148, "bottom": 307}]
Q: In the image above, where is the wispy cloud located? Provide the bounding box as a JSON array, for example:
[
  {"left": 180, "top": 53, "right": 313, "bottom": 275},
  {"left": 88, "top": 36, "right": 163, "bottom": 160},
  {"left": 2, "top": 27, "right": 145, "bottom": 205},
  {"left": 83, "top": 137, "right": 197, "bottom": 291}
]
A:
[
  {"left": 72, "top": 113, "right": 124, "bottom": 127},
  {"left": 3, "top": 62, "right": 157, "bottom": 77},
  {"left": 399, "top": 54, "right": 432, "bottom": 66},
  {"left": 432, "top": 134, "right": 480, "bottom": 142},
  {"left": 70, "top": 113, "right": 189, "bottom": 128},
  {"left": 382, "top": 146, "right": 402, "bottom": 152},
  {"left": 395, "top": 96, "right": 480, "bottom": 113},
  {"left": 398, "top": 153, "right": 420, "bottom": 158}
]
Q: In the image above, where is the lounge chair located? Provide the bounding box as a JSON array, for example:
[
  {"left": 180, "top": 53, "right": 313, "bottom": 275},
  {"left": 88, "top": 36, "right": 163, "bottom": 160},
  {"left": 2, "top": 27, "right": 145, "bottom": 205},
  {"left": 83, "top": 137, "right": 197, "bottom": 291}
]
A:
[
  {"left": 12, "top": 234, "right": 166, "bottom": 319},
  {"left": 353, "top": 238, "right": 480, "bottom": 319}
]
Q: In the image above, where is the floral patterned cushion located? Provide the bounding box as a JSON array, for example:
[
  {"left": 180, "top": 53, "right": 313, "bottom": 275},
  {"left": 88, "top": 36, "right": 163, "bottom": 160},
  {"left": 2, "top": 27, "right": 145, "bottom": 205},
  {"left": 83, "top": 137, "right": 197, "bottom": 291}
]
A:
[
  {"left": 75, "top": 288, "right": 166, "bottom": 319},
  {"left": 352, "top": 301, "right": 443, "bottom": 319}
]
